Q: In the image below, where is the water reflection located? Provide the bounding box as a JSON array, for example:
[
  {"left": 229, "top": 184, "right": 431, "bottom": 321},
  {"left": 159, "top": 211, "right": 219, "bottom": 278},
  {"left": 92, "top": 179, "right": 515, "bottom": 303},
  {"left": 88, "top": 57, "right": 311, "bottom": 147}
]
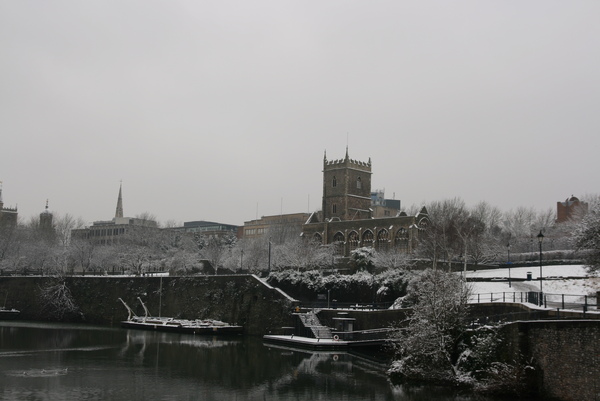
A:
[{"left": 0, "top": 322, "right": 498, "bottom": 401}]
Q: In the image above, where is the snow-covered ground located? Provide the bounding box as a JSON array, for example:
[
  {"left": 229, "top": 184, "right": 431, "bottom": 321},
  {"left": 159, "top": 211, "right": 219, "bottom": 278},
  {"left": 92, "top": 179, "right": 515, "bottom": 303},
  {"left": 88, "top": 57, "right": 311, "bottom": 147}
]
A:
[{"left": 464, "top": 265, "right": 599, "bottom": 297}]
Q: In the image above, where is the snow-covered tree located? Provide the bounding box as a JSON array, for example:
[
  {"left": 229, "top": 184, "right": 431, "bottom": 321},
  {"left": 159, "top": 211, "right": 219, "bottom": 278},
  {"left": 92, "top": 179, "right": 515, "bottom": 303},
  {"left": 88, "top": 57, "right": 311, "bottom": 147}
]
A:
[
  {"left": 573, "top": 195, "right": 600, "bottom": 273},
  {"left": 389, "top": 269, "right": 471, "bottom": 385}
]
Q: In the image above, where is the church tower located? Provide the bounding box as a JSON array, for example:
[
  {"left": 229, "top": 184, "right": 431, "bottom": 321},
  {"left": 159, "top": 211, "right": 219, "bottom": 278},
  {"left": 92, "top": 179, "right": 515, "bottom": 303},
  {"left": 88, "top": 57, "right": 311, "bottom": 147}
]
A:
[
  {"left": 115, "top": 183, "right": 124, "bottom": 219},
  {"left": 0, "top": 182, "right": 18, "bottom": 227},
  {"left": 322, "top": 148, "right": 372, "bottom": 221},
  {"left": 40, "top": 199, "right": 53, "bottom": 231}
]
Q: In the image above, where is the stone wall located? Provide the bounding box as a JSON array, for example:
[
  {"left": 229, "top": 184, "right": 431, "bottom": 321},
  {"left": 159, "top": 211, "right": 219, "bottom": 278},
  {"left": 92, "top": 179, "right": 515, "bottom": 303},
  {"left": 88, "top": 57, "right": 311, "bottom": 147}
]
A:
[
  {"left": 499, "top": 320, "right": 600, "bottom": 401},
  {"left": 0, "top": 275, "right": 297, "bottom": 336}
]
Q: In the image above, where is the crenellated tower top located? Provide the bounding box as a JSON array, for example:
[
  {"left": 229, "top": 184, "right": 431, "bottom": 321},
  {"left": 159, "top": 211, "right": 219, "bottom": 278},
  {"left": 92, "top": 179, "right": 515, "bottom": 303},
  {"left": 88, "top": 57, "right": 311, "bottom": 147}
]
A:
[
  {"left": 322, "top": 148, "right": 372, "bottom": 221},
  {"left": 323, "top": 147, "right": 372, "bottom": 170}
]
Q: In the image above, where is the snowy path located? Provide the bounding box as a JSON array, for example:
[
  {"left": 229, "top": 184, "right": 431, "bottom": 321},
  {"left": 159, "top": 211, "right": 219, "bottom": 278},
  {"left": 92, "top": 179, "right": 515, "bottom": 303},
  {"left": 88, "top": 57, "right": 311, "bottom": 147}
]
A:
[{"left": 464, "top": 265, "right": 599, "bottom": 296}]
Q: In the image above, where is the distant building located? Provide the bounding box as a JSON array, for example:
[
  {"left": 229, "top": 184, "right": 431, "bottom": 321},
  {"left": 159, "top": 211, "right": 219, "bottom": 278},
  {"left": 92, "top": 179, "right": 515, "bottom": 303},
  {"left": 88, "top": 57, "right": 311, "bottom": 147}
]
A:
[
  {"left": 39, "top": 200, "right": 55, "bottom": 241},
  {"left": 371, "top": 189, "right": 401, "bottom": 218},
  {"left": 72, "top": 183, "right": 159, "bottom": 244},
  {"left": 241, "top": 212, "right": 311, "bottom": 241},
  {"left": 302, "top": 149, "right": 428, "bottom": 256},
  {"left": 0, "top": 183, "right": 18, "bottom": 227},
  {"left": 172, "top": 220, "right": 238, "bottom": 238},
  {"left": 556, "top": 195, "right": 588, "bottom": 223}
]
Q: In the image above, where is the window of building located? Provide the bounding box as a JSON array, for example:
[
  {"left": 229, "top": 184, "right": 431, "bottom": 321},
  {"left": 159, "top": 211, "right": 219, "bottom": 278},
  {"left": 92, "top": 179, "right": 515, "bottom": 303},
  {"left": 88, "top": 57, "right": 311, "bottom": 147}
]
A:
[
  {"left": 395, "top": 228, "right": 409, "bottom": 252},
  {"left": 332, "top": 203, "right": 337, "bottom": 214},
  {"left": 362, "top": 230, "right": 374, "bottom": 247},
  {"left": 357, "top": 177, "right": 362, "bottom": 189},
  {"left": 333, "top": 232, "right": 345, "bottom": 255},
  {"left": 377, "top": 229, "right": 389, "bottom": 251},
  {"left": 348, "top": 231, "right": 359, "bottom": 252},
  {"left": 332, "top": 176, "right": 337, "bottom": 187}
]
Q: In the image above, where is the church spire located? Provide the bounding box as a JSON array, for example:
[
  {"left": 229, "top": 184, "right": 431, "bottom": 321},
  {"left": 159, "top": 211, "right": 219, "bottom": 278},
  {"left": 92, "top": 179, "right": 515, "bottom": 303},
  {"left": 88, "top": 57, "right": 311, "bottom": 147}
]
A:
[{"left": 115, "top": 182, "right": 124, "bottom": 218}]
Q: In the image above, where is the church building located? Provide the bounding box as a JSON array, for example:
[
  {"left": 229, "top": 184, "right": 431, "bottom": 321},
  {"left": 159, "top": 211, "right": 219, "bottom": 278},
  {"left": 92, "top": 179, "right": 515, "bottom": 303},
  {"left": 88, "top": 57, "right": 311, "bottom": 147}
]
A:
[
  {"left": 302, "top": 149, "right": 428, "bottom": 256},
  {"left": 0, "top": 183, "right": 18, "bottom": 227},
  {"left": 71, "top": 183, "right": 158, "bottom": 244}
]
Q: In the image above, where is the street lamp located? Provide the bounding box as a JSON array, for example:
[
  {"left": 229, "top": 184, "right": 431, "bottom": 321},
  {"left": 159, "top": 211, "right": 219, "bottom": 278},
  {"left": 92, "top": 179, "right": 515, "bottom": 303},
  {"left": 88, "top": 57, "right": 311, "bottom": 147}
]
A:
[
  {"left": 268, "top": 239, "right": 272, "bottom": 273},
  {"left": 537, "top": 230, "right": 544, "bottom": 305},
  {"left": 506, "top": 242, "right": 511, "bottom": 288}
]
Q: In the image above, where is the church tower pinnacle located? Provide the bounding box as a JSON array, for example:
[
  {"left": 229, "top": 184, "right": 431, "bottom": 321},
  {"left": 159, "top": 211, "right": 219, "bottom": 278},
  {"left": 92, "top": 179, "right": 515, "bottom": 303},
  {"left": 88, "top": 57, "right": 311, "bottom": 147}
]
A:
[{"left": 115, "top": 182, "right": 124, "bottom": 219}]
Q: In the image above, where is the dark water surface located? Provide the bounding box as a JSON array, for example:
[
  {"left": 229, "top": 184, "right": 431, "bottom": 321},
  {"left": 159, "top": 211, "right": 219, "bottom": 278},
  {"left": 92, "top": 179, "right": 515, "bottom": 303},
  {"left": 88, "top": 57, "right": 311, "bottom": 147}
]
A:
[{"left": 0, "top": 321, "right": 498, "bottom": 401}]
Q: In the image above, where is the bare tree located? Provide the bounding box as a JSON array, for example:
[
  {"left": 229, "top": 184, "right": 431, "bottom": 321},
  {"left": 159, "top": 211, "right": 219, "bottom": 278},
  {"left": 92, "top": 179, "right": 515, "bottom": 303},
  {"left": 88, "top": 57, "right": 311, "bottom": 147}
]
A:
[
  {"left": 53, "top": 213, "right": 85, "bottom": 248},
  {"left": 273, "top": 235, "right": 334, "bottom": 271},
  {"left": 373, "top": 247, "right": 414, "bottom": 271},
  {"left": 417, "top": 198, "right": 469, "bottom": 269}
]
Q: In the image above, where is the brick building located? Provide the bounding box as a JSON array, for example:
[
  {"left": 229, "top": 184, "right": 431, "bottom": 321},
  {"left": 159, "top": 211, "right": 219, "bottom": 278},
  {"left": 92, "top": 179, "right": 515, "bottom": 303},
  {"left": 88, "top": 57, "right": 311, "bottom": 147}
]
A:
[{"left": 556, "top": 195, "right": 588, "bottom": 223}]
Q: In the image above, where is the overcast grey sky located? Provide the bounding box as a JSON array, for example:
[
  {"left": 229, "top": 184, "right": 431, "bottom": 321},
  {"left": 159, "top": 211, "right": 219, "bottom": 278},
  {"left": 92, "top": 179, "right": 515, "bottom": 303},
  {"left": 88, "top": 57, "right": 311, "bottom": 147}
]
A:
[{"left": 1, "top": 1, "right": 598, "bottom": 226}]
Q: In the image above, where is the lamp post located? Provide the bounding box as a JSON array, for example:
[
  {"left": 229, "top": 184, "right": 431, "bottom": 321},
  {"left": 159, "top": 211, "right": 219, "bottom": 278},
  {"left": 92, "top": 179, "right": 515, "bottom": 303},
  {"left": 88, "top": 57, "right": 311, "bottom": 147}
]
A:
[
  {"left": 268, "top": 239, "right": 272, "bottom": 273},
  {"left": 537, "top": 230, "right": 544, "bottom": 305},
  {"left": 506, "top": 242, "right": 511, "bottom": 288}
]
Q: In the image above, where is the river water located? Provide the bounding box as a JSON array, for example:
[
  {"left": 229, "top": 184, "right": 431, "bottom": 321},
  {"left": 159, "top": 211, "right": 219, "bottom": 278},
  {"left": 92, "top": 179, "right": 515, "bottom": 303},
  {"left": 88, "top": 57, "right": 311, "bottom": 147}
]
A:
[{"left": 0, "top": 321, "right": 500, "bottom": 401}]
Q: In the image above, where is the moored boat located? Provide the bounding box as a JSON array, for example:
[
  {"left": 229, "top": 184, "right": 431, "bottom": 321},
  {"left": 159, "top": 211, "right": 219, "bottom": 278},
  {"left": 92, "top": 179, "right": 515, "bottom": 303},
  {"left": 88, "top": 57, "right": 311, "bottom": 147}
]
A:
[
  {"left": 118, "top": 298, "right": 242, "bottom": 335},
  {"left": 0, "top": 307, "right": 20, "bottom": 320}
]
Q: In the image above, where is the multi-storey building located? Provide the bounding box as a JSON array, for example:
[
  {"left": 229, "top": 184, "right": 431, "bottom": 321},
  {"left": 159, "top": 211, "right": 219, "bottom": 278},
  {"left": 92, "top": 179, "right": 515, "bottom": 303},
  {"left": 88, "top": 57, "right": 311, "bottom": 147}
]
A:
[
  {"left": 241, "top": 212, "right": 311, "bottom": 241},
  {"left": 173, "top": 220, "right": 238, "bottom": 238},
  {"left": 371, "top": 189, "right": 401, "bottom": 218}
]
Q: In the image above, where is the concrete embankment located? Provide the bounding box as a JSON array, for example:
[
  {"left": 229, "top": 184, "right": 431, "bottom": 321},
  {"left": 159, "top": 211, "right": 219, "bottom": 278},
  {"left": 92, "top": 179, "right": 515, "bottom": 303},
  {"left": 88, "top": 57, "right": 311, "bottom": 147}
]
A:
[
  {"left": 0, "top": 275, "right": 297, "bottom": 336},
  {"left": 471, "top": 303, "right": 600, "bottom": 401},
  {"left": 500, "top": 319, "right": 600, "bottom": 401}
]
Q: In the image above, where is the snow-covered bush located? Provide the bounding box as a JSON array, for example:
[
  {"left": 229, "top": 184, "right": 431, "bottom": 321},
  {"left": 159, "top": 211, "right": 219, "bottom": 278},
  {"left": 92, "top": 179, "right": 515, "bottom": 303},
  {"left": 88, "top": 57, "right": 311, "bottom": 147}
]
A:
[
  {"left": 267, "top": 268, "right": 411, "bottom": 303},
  {"left": 350, "top": 247, "right": 375, "bottom": 271}
]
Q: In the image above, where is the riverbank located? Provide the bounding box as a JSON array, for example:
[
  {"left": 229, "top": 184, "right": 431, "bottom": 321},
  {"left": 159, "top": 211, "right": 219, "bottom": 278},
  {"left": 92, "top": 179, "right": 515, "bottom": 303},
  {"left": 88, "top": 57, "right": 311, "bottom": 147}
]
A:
[{"left": 0, "top": 274, "right": 296, "bottom": 336}]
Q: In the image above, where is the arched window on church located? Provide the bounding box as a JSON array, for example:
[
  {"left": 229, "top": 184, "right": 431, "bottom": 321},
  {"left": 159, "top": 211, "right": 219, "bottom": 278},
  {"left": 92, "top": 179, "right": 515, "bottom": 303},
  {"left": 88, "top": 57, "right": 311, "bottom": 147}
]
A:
[
  {"left": 348, "top": 231, "right": 359, "bottom": 253},
  {"left": 377, "top": 229, "right": 389, "bottom": 252},
  {"left": 312, "top": 232, "right": 323, "bottom": 244},
  {"left": 332, "top": 203, "right": 337, "bottom": 214},
  {"left": 356, "top": 176, "right": 362, "bottom": 189},
  {"left": 333, "top": 232, "right": 345, "bottom": 255},
  {"left": 395, "top": 228, "right": 409, "bottom": 253},
  {"left": 332, "top": 176, "right": 337, "bottom": 187},
  {"left": 362, "top": 230, "right": 374, "bottom": 248}
]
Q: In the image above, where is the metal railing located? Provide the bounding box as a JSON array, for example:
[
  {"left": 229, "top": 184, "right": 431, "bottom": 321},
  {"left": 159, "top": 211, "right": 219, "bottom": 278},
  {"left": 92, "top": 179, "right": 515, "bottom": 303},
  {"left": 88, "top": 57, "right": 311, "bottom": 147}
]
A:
[
  {"left": 469, "top": 291, "right": 598, "bottom": 312},
  {"left": 301, "top": 301, "right": 394, "bottom": 310},
  {"left": 330, "top": 328, "right": 396, "bottom": 342}
]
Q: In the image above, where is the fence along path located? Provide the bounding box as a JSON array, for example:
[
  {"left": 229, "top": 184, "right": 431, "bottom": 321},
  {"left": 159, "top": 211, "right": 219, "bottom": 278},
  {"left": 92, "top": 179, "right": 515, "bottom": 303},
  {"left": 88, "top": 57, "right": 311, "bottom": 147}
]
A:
[{"left": 469, "top": 291, "right": 598, "bottom": 312}]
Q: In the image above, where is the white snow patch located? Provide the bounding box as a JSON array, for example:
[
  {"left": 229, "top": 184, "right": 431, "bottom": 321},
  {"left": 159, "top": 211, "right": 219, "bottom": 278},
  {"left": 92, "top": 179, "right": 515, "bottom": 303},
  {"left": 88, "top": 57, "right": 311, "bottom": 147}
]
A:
[{"left": 464, "top": 265, "right": 599, "bottom": 296}]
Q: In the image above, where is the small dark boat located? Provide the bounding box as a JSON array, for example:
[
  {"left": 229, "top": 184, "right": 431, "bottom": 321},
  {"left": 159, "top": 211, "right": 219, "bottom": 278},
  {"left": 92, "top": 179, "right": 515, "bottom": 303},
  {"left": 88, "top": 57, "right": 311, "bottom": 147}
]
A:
[
  {"left": 0, "top": 307, "right": 20, "bottom": 320},
  {"left": 118, "top": 298, "right": 242, "bottom": 335}
]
